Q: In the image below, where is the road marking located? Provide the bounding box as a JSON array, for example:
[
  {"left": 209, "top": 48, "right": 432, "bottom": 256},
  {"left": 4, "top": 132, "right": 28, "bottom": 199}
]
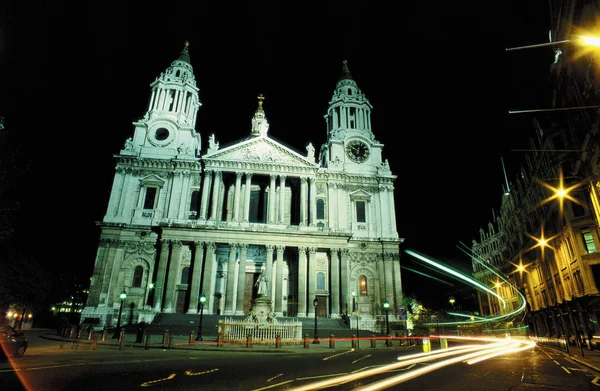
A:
[
  {"left": 592, "top": 376, "right": 600, "bottom": 386},
  {"left": 561, "top": 366, "right": 571, "bottom": 374},
  {"left": 140, "top": 373, "right": 176, "bottom": 387}
]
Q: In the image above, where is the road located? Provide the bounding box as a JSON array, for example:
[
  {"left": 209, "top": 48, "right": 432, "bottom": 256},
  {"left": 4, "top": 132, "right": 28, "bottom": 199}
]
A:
[{"left": 1, "top": 330, "right": 599, "bottom": 390}]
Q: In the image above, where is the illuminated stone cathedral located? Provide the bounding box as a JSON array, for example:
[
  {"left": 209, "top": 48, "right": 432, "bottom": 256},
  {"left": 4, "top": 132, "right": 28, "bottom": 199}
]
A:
[{"left": 81, "top": 42, "right": 403, "bottom": 329}]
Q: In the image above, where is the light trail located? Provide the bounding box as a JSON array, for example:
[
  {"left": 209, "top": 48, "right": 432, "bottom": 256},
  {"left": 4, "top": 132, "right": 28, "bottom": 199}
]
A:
[{"left": 289, "top": 336, "right": 534, "bottom": 391}]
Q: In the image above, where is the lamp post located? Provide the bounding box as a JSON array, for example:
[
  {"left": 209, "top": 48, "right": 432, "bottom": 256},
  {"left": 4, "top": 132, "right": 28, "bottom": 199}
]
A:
[
  {"left": 146, "top": 282, "right": 155, "bottom": 307},
  {"left": 383, "top": 300, "right": 390, "bottom": 335},
  {"left": 195, "top": 292, "right": 206, "bottom": 341},
  {"left": 313, "top": 297, "right": 320, "bottom": 344},
  {"left": 352, "top": 290, "right": 359, "bottom": 348},
  {"left": 112, "top": 290, "right": 127, "bottom": 339},
  {"left": 449, "top": 297, "right": 455, "bottom": 308}
]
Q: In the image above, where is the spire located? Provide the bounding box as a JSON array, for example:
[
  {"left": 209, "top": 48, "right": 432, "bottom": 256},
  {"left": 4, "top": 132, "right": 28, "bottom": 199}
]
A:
[
  {"left": 177, "top": 41, "right": 191, "bottom": 64},
  {"left": 250, "top": 94, "right": 269, "bottom": 137},
  {"left": 339, "top": 59, "right": 353, "bottom": 81}
]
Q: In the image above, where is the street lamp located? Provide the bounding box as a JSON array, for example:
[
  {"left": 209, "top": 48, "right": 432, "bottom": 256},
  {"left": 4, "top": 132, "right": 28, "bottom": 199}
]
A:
[
  {"left": 112, "top": 290, "right": 127, "bottom": 339},
  {"left": 383, "top": 300, "right": 390, "bottom": 335},
  {"left": 449, "top": 297, "right": 455, "bottom": 308},
  {"left": 352, "top": 290, "right": 359, "bottom": 348},
  {"left": 312, "top": 297, "right": 320, "bottom": 344},
  {"left": 195, "top": 292, "right": 206, "bottom": 341}
]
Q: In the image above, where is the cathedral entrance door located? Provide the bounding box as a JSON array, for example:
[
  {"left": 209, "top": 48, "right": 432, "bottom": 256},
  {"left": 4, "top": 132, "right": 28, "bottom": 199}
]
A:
[
  {"left": 175, "top": 290, "right": 186, "bottom": 313},
  {"left": 316, "top": 296, "right": 327, "bottom": 317}
]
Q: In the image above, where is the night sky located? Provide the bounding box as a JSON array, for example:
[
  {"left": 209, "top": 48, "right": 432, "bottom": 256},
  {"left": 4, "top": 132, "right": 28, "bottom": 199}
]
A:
[{"left": 0, "top": 2, "right": 554, "bottom": 306}]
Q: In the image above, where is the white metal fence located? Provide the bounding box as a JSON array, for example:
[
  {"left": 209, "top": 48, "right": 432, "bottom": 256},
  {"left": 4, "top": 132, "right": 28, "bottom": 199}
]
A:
[{"left": 218, "top": 317, "right": 303, "bottom": 345}]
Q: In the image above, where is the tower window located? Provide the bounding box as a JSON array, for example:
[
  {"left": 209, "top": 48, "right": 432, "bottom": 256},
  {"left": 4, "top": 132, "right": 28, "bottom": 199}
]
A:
[
  {"left": 132, "top": 266, "right": 143, "bottom": 288},
  {"left": 356, "top": 201, "right": 366, "bottom": 223},
  {"left": 316, "top": 199, "right": 325, "bottom": 220},
  {"left": 143, "top": 187, "right": 157, "bottom": 210},
  {"left": 582, "top": 229, "right": 597, "bottom": 253}
]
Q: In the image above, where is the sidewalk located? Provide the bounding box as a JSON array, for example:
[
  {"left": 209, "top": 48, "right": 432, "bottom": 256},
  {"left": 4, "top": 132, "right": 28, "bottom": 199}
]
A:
[{"left": 539, "top": 342, "right": 600, "bottom": 374}]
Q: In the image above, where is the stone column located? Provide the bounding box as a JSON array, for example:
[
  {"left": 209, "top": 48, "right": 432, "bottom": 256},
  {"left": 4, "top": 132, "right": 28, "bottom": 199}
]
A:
[
  {"left": 340, "top": 249, "right": 349, "bottom": 314},
  {"left": 307, "top": 247, "right": 317, "bottom": 317},
  {"left": 268, "top": 175, "right": 276, "bottom": 223},
  {"left": 233, "top": 172, "right": 242, "bottom": 221},
  {"left": 202, "top": 242, "right": 217, "bottom": 314},
  {"left": 199, "top": 170, "right": 212, "bottom": 220},
  {"left": 309, "top": 177, "right": 316, "bottom": 226},
  {"left": 300, "top": 177, "right": 307, "bottom": 225},
  {"left": 243, "top": 173, "right": 253, "bottom": 222},
  {"left": 392, "top": 252, "right": 402, "bottom": 312},
  {"left": 274, "top": 245, "right": 285, "bottom": 316},
  {"left": 265, "top": 245, "right": 274, "bottom": 300},
  {"left": 164, "top": 241, "right": 183, "bottom": 313},
  {"left": 297, "top": 247, "right": 308, "bottom": 317},
  {"left": 187, "top": 241, "right": 205, "bottom": 314},
  {"left": 235, "top": 244, "right": 248, "bottom": 315},
  {"left": 223, "top": 243, "right": 238, "bottom": 315},
  {"left": 278, "top": 175, "right": 286, "bottom": 224},
  {"left": 210, "top": 171, "right": 221, "bottom": 220},
  {"left": 154, "top": 239, "right": 171, "bottom": 311},
  {"left": 330, "top": 249, "right": 340, "bottom": 316}
]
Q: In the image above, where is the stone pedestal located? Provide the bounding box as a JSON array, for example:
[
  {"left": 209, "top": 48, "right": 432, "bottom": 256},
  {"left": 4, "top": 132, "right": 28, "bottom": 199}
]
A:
[{"left": 248, "top": 295, "right": 275, "bottom": 323}]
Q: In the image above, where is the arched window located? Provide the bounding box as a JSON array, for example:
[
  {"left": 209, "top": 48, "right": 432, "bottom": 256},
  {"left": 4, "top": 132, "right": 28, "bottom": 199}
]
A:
[
  {"left": 181, "top": 267, "right": 190, "bottom": 284},
  {"left": 132, "top": 266, "right": 143, "bottom": 287},
  {"left": 359, "top": 275, "right": 368, "bottom": 296},
  {"left": 316, "top": 272, "right": 326, "bottom": 290}
]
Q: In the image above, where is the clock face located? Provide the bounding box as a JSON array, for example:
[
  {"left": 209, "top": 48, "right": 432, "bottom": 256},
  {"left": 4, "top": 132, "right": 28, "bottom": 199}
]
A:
[
  {"left": 147, "top": 124, "right": 175, "bottom": 147},
  {"left": 346, "top": 140, "right": 370, "bottom": 163}
]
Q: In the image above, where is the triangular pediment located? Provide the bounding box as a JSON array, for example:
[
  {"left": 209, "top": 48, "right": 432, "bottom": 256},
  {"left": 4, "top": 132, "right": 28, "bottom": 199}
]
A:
[{"left": 204, "top": 136, "right": 317, "bottom": 167}]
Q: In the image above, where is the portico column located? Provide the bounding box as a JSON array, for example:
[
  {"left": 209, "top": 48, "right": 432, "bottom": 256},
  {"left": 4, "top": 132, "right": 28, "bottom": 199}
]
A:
[
  {"left": 307, "top": 247, "right": 317, "bottom": 317},
  {"left": 235, "top": 244, "right": 248, "bottom": 315},
  {"left": 199, "top": 170, "right": 212, "bottom": 220},
  {"left": 297, "top": 247, "right": 308, "bottom": 317},
  {"left": 154, "top": 239, "right": 171, "bottom": 311},
  {"left": 209, "top": 171, "right": 221, "bottom": 220},
  {"left": 278, "top": 175, "right": 286, "bottom": 224},
  {"left": 233, "top": 172, "right": 242, "bottom": 221},
  {"left": 243, "top": 173, "right": 253, "bottom": 222},
  {"left": 187, "top": 241, "right": 205, "bottom": 314},
  {"left": 223, "top": 243, "right": 238, "bottom": 315},
  {"left": 265, "top": 245, "right": 274, "bottom": 300},
  {"left": 300, "top": 177, "right": 307, "bottom": 226},
  {"left": 330, "top": 249, "right": 340, "bottom": 316},
  {"left": 202, "top": 242, "right": 217, "bottom": 315},
  {"left": 392, "top": 252, "right": 402, "bottom": 311},
  {"left": 340, "top": 249, "right": 349, "bottom": 314},
  {"left": 274, "top": 245, "right": 285, "bottom": 316},
  {"left": 164, "top": 241, "right": 183, "bottom": 313},
  {"left": 309, "top": 177, "right": 316, "bottom": 226},
  {"left": 268, "top": 175, "right": 276, "bottom": 223}
]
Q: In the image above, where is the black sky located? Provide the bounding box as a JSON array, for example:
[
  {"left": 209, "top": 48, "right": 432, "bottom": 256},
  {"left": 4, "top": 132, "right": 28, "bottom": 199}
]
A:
[{"left": 0, "top": 1, "right": 554, "bottom": 305}]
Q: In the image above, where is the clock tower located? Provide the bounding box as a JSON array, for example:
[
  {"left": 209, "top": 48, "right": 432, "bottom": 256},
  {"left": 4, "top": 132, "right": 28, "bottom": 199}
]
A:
[{"left": 319, "top": 60, "right": 384, "bottom": 174}]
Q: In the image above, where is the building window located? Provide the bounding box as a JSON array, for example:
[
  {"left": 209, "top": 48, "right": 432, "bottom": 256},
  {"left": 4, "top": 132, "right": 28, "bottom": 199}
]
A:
[
  {"left": 143, "top": 187, "right": 157, "bottom": 210},
  {"left": 359, "top": 275, "right": 367, "bottom": 296},
  {"left": 356, "top": 201, "right": 366, "bottom": 223},
  {"left": 189, "top": 191, "right": 200, "bottom": 216},
  {"left": 316, "top": 199, "right": 325, "bottom": 220},
  {"left": 132, "top": 266, "right": 143, "bottom": 288},
  {"left": 582, "top": 229, "right": 596, "bottom": 253},
  {"left": 316, "top": 272, "right": 326, "bottom": 290},
  {"left": 181, "top": 267, "right": 190, "bottom": 284}
]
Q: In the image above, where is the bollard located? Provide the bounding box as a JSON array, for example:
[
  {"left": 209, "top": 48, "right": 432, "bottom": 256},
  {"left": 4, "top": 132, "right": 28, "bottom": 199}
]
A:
[
  {"left": 91, "top": 331, "right": 97, "bottom": 350},
  {"left": 119, "top": 330, "right": 125, "bottom": 350},
  {"left": 275, "top": 335, "right": 282, "bottom": 348},
  {"left": 101, "top": 328, "right": 107, "bottom": 342},
  {"left": 70, "top": 326, "right": 76, "bottom": 338},
  {"left": 304, "top": 334, "right": 309, "bottom": 349},
  {"left": 144, "top": 332, "right": 151, "bottom": 350},
  {"left": 371, "top": 335, "right": 376, "bottom": 348},
  {"left": 162, "top": 329, "right": 169, "bottom": 345},
  {"left": 169, "top": 334, "right": 174, "bottom": 349},
  {"left": 247, "top": 334, "right": 253, "bottom": 348},
  {"left": 329, "top": 334, "right": 335, "bottom": 349},
  {"left": 77, "top": 328, "right": 83, "bottom": 339},
  {"left": 352, "top": 334, "right": 357, "bottom": 349},
  {"left": 189, "top": 330, "right": 195, "bottom": 345},
  {"left": 87, "top": 328, "right": 93, "bottom": 340},
  {"left": 217, "top": 332, "right": 223, "bottom": 347},
  {"left": 386, "top": 335, "right": 392, "bottom": 347}
]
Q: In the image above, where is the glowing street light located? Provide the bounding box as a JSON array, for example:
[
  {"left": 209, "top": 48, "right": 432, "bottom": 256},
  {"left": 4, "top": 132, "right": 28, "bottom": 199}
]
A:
[
  {"left": 383, "top": 300, "right": 390, "bottom": 335},
  {"left": 449, "top": 297, "right": 456, "bottom": 308},
  {"left": 313, "top": 297, "right": 320, "bottom": 344},
  {"left": 112, "top": 290, "right": 127, "bottom": 339},
  {"left": 195, "top": 292, "right": 206, "bottom": 341}
]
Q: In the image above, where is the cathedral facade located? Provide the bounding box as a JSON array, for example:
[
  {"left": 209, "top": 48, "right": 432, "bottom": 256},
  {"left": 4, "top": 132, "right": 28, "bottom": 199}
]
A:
[{"left": 81, "top": 42, "right": 404, "bottom": 328}]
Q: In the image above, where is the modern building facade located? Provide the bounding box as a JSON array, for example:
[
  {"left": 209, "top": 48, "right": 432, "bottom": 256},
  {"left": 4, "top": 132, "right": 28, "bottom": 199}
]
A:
[
  {"left": 81, "top": 42, "right": 403, "bottom": 329},
  {"left": 472, "top": 0, "right": 600, "bottom": 344}
]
